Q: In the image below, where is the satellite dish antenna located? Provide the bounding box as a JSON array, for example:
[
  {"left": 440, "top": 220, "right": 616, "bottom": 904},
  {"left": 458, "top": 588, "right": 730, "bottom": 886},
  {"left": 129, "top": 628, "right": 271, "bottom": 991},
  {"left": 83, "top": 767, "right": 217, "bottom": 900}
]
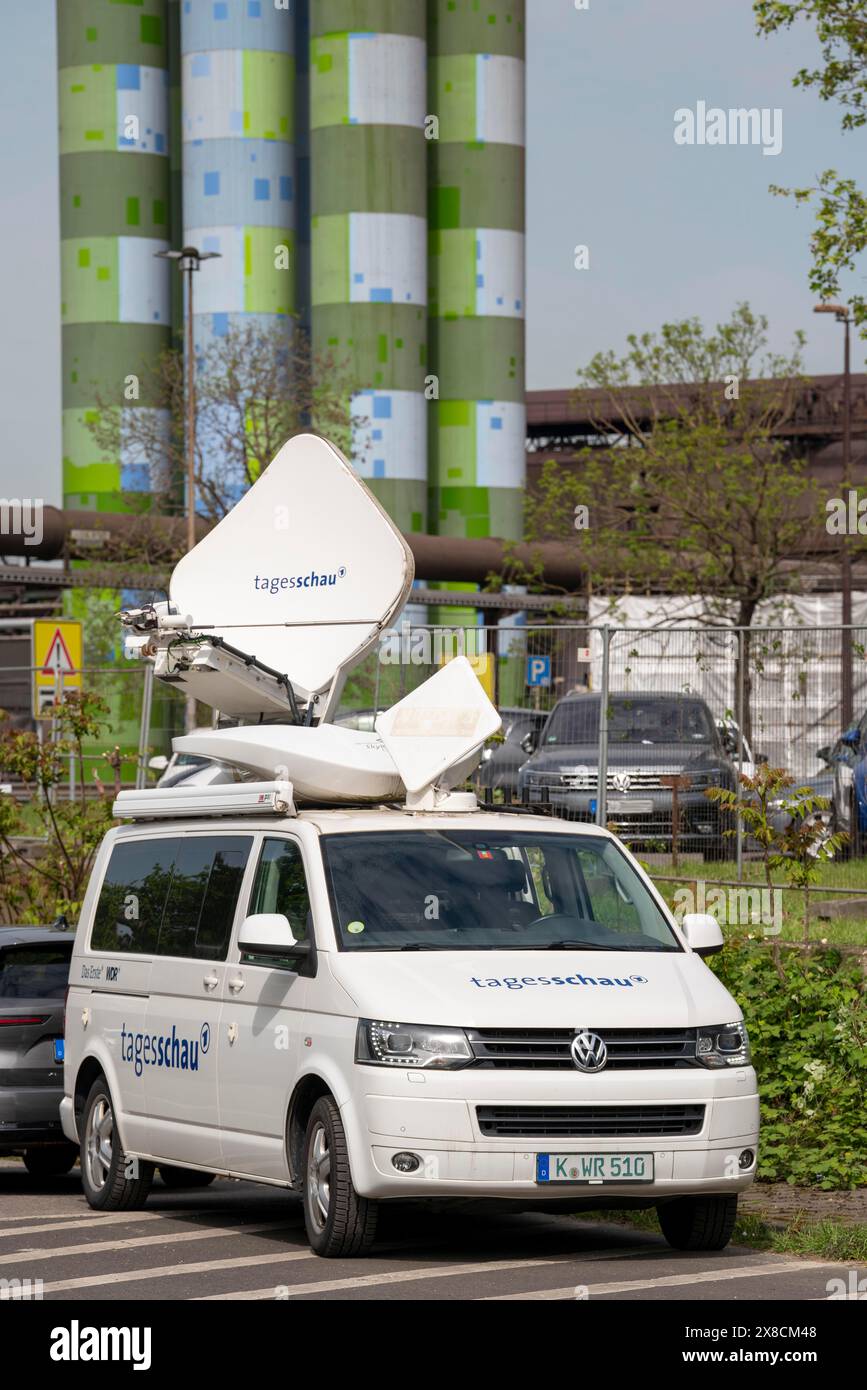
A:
[
  {"left": 376, "top": 656, "right": 501, "bottom": 809},
  {"left": 160, "top": 434, "right": 414, "bottom": 719}
]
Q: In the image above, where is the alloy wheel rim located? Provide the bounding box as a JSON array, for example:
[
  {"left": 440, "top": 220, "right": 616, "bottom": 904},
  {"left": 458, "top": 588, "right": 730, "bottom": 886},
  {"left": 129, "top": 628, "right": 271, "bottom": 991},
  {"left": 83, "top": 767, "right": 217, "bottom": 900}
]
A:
[
  {"left": 307, "top": 1122, "right": 331, "bottom": 1231},
  {"left": 85, "top": 1094, "right": 113, "bottom": 1191}
]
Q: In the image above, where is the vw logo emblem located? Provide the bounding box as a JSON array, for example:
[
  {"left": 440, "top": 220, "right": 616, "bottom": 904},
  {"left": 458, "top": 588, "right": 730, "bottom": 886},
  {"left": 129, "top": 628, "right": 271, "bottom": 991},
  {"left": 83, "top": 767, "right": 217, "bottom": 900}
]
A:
[
  {"left": 611, "top": 772, "right": 631, "bottom": 793},
  {"left": 571, "top": 1030, "right": 607, "bottom": 1073}
]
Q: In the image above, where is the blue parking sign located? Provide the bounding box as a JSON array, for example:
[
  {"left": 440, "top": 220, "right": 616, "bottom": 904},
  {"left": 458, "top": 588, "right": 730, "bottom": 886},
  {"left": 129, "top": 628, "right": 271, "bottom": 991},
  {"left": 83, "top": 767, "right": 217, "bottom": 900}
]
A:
[{"left": 527, "top": 656, "right": 551, "bottom": 687}]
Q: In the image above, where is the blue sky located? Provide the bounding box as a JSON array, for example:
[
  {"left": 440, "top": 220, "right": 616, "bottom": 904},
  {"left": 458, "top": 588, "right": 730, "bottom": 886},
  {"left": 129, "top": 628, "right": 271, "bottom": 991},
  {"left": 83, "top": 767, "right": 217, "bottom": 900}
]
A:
[{"left": 0, "top": 0, "right": 863, "bottom": 505}]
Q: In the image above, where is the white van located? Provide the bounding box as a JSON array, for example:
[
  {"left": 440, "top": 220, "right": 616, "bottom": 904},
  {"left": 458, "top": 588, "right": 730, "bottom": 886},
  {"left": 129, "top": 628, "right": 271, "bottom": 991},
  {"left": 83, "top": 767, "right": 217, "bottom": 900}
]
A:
[{"left": 59, "top": 435, "right": 759, "bottom": 1258}]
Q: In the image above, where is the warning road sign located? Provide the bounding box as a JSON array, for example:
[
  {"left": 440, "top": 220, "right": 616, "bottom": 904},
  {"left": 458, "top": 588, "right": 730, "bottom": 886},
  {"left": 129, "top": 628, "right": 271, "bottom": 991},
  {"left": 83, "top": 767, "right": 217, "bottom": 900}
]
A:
[{"left": 32, "top": 619, "right": 83, "bottom": 718}]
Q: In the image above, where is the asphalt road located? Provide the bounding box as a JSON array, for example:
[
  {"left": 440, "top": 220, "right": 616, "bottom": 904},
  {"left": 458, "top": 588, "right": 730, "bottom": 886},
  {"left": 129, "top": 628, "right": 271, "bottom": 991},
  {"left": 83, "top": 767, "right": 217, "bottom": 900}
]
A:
[{"left": 0, "top": 1160, "right": 856, "bottom": 1302}]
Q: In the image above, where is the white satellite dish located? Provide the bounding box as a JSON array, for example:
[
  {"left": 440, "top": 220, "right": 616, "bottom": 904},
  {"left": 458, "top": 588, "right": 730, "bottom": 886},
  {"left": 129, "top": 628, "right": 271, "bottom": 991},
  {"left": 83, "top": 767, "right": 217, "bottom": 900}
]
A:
[
  {"left": 375, "top": 656, "right": 501, "bottom": 806},
  {"left": 173, "top": 724, "right": 404, "bottom": 805},
  {"left": 169, "top": 434, "right": 414, "bottom": 707}
]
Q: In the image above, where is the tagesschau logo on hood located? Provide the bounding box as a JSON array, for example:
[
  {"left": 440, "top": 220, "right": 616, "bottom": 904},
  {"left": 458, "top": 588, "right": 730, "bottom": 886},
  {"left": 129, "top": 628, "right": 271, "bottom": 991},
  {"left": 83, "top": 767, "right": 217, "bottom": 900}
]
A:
[{"left": 470, "top": 973, "right": 648, "bottom": 991}]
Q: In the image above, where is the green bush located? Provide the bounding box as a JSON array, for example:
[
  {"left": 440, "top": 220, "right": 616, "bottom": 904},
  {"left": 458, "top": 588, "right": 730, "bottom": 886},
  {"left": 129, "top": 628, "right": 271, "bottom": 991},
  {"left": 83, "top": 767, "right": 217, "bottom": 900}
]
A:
[{"left": 711, "top": 940, "right": 867, "bottom": 1189}]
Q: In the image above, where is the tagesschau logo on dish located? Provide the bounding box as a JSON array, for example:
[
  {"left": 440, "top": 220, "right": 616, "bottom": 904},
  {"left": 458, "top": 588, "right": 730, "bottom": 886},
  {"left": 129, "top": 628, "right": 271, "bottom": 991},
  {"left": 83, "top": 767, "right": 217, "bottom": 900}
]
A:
[
  {"left": 254, "top": 567, "right": 347, "bottom": 595},
  {"left": 470, "top": 973, "right": 648, "bottom": 991},
  {"left": 119, "top": 1022, "right": 210, "bottom": 1077}
]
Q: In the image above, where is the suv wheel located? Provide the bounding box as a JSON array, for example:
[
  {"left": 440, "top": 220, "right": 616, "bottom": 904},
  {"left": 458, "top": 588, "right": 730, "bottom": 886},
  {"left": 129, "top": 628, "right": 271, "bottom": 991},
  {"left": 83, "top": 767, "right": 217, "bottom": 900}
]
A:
[
  {"left": 22, "top": 1143, "right": 78, "bottom": 1177},
  {"left": 302, "top": 1095, "right": 377, "bottom": 1257},
  {"left": 79, "top": 1076, "right": 153, "bottom": 1211},
  {"left": 657, "top": 1194, "right": 738, "bottom": 1251}
]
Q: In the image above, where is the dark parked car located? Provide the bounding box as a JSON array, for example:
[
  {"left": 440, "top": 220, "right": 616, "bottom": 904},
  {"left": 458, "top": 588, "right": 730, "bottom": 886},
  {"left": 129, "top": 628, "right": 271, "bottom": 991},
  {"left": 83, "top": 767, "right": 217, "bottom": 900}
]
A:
[
  {"left": 0, "top": 925, "right": 77, "bottom": 1175},
  {"left": 518, "top": 691, "right": 737, "bottom": 857},
  {"left": 474, "top": 707, "right": 548, "bottom": 803}
]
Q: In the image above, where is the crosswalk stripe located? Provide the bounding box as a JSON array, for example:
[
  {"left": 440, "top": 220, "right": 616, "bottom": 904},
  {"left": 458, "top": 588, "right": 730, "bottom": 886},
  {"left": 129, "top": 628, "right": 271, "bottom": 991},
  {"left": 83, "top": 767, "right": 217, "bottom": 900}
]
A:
[
  {"left": 0, "top": 1209, "right": 220, "bottom": 1240},
  {"left": 0, "top": 1219, "right": 301, "bottom": 1266},
  {"left": 482, "top": 1258, "right": 841, "bottom": 1300}
]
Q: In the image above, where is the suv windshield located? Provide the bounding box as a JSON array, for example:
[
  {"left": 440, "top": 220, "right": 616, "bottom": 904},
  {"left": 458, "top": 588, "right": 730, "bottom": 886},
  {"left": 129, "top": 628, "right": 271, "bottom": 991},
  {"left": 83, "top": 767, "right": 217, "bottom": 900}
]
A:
[
  {"left": 321, "top": 830, "right": 680, "bottom": 953},
  {"left": 543, "top": 697, "right": 714, "bottom": 746}
]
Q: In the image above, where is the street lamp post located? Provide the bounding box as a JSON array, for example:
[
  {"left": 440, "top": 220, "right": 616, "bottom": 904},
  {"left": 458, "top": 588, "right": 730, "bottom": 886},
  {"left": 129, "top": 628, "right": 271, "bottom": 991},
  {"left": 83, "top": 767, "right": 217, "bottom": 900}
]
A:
[
  {"left": 814, "top": 302, "right": 854, "bottom": 727},
  {"left": 155, "top": 246, "right": 221, "bottom": 555},
  {"left": 155, "top": 247, "right": 221, "bottom": 730}
]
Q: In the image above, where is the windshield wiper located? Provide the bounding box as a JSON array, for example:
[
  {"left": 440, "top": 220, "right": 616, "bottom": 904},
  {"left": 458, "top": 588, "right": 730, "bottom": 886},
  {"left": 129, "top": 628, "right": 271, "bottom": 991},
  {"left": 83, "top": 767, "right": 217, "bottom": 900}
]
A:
[{"left": 546, "top": 939, "right": 623, "bottom": 950}]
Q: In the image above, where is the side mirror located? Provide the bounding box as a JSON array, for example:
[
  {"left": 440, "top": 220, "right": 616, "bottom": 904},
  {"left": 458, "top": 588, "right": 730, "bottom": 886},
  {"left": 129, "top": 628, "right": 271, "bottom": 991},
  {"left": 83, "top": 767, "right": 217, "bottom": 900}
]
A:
[
  {"left": 521, "top": 729, "right": 539, "bottom": 755},
  {"left": 148, "top": 754, "right": 169, "bottom": 771},
  {"left": 237, "top": 913, "right": 309, "bottom": 959},
  {"left": 680, "top": 912, "right": 724, "bottom": 958},
  {"left": 816, "top": 746, "right": 831, "bottom": 764}
]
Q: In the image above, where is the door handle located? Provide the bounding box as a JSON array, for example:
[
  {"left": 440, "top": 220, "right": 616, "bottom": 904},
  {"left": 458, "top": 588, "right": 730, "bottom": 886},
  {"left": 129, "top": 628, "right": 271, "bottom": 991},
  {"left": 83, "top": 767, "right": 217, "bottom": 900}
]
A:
[
  {"left": 228, "top": 975, "right": 245, "bottom": 994},
  {"left": 203, "top": 973, "right": 219, "bottom": 992}
]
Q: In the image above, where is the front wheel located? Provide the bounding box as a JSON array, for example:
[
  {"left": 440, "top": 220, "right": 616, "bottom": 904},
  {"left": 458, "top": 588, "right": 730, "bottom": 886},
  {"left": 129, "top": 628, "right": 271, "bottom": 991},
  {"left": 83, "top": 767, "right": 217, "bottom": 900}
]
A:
[
  {"left": 302, "top": 1095, "right": 377, "bottom": 1257},
  {"left": 79, "top": 1076, "right": 154, "bottom": 1211},
  {"left": 657, "top": 1194, "right": 738, "bottom": 1251}
]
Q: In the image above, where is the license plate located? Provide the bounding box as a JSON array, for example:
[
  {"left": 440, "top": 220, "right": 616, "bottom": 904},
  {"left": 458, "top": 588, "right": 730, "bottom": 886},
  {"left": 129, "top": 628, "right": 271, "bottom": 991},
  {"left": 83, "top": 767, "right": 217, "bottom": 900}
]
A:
[
  {"left": 607, "top": 798, "right": 654, "bottom": 815},
  {"left": 536, "top": 1152, "right": 654, "bottom": 1184},
  {"left": 53, "top": 1039, "right": 64, "bottom": 1063}
]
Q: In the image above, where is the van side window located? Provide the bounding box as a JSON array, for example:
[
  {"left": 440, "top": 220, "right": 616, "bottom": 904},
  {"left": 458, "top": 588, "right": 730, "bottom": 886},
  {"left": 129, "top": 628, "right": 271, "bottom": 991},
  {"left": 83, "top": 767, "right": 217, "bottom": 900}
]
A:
[
  {"left": 156, "top": 836, "right": 252, "bottom": 961},
  {"left": 90, "top": 838, "right": 180, "bottom": 953},
  {"left": 249, "top": 839, "right": 311, "bottom": 941}
]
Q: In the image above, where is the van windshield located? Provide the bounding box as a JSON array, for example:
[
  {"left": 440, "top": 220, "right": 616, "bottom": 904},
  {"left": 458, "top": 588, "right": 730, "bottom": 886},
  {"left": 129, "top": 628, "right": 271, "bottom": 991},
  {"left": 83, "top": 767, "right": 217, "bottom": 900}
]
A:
[
  {"left": 320, "top": 830, "right": 680, "bottom": 953},
  {"left": 543, "top": 698, "right": 715, "bottom": 746}
]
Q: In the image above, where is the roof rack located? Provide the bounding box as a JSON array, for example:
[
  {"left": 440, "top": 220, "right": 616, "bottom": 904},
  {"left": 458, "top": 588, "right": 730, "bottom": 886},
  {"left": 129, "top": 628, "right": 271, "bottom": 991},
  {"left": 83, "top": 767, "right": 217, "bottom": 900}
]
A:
[{"left": 114, "top": 781, "right": 296, "bottom": 821}]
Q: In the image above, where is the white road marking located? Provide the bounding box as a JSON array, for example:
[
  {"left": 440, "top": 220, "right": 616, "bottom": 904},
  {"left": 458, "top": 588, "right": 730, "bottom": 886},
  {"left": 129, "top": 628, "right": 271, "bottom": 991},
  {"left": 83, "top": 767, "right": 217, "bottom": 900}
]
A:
[
  {"left": 1, "top": 1220, "right": 300, "bottom": 1265},
  {"left": 482, "top": 1259, "right": 841, "bottom": 1300},
  {"left": 0, "top": 1209, "right": 228, "bottom": 1240},
  {"left": 197, "top": 1256, "right": 574, "bottom": 1300},
  {"left": 42, "top": 1248, "right": 318, "bottom": 1293}
]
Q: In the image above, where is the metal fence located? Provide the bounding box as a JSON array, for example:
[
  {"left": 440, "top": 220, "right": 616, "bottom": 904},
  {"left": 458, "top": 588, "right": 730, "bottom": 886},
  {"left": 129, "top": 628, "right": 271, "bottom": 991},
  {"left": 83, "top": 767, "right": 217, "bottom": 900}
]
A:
[{"left": 3, "top": 624, "right": 867, "bottom": 897}]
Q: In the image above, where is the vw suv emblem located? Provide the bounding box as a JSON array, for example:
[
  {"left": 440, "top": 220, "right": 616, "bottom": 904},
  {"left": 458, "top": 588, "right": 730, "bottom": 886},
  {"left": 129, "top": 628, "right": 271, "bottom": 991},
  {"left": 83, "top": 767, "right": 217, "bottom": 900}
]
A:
[
  {"left": 571, "top": 1030, "right": 608, "bottom": 1073},
  {"left": 611, "top": 772, "right": 631, "bottom": 793}
]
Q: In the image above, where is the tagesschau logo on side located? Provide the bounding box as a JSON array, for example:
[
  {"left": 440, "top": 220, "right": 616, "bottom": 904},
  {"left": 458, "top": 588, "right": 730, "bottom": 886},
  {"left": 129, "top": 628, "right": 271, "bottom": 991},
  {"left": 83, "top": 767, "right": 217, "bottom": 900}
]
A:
[
  {"left": 470, "top": 973, "right": 648, "bottom": 990},
  {"left": 119, "top": 1022, "right": 211, "bottom": 1077},
  {"left": 254, "top": 567, "right": 347, "bottom": 595}
]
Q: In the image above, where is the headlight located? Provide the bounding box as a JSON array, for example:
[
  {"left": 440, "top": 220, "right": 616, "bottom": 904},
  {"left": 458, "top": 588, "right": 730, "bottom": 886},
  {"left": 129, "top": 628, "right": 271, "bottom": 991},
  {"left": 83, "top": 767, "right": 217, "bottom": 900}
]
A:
[
  {"left": 696, "top": 1020, "right": 751, "bottom": 1068},
  {"left": 355, "top": 1020, "right": 473, "bottom": 1070}
]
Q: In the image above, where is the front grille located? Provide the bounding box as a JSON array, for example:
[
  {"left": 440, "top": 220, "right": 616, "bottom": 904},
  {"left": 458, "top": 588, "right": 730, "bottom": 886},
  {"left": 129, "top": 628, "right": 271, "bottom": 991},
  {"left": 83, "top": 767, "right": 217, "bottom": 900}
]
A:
[
  {"left": 467, "top": 1027, "right": 699, "bottom": 1070},
  {"left": 476, "top": 1104, "right": 705, "bottom": 1139}
]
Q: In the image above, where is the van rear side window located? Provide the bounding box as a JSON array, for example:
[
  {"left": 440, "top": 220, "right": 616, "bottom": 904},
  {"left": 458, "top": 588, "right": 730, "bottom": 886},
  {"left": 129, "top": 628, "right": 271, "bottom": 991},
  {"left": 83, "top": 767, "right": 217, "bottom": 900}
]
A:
[{"left": 90, "top": 836, "right": 252, "bottom": 960}]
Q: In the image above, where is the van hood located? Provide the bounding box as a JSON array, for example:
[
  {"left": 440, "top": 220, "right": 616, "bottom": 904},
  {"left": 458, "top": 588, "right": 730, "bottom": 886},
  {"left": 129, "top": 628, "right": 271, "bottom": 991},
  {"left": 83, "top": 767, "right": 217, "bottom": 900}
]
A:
[{"left": 327, "top": 949, "right": 738, "bottom": 1029}]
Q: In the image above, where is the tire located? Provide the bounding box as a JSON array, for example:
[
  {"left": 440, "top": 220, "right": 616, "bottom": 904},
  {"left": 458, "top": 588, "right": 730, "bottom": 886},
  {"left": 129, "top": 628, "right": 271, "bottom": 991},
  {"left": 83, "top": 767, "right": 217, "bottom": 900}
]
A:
[
  {"left": 657, "top": 1194, "right": 738, "bottom": 1251},
  {"left": 22, "top": 1143, "right": 78, "bottom": 1177},
  {"left": 79, "top": 1076, "right": 154, "bottom": 1212},
  {"left": 158, "top": 1165, "right": 216, "bottom": 1189},
  {"left": 301, "top": 1095, "right": 377, "bottom": 1258},
  {"left": 849, "top": 789, "right": 863, "bottom": 859}
]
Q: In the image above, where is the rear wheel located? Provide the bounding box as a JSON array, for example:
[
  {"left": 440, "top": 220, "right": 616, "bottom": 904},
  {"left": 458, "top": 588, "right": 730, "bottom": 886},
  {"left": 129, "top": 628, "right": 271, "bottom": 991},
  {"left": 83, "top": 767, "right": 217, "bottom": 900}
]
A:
[
  {"left": 158, "top": 1165, "right": 216, "bottom": 1189},
  {"left": 79, "top": 1076, "right": 153, "bottom": 1211},
  {"left": 22, "top": 1143, "right": 78, "bottom": 1177},
  {"left": 302, "top": 1095, "right": 377, "bottom": 1257},
  {"left": 657, "top": 1194, "right": 738, "bottom": 1251}
]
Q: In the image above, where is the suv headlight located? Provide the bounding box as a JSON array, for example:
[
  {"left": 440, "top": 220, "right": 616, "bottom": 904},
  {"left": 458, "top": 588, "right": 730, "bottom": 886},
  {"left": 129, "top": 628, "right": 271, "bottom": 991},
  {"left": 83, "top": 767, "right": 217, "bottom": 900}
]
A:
[
  {"left": 696, "top": 1020, "right": 751, "bottom": 1068},
  {"left": 356, "top": 1020, "right": 473, "bottom": 1070}
]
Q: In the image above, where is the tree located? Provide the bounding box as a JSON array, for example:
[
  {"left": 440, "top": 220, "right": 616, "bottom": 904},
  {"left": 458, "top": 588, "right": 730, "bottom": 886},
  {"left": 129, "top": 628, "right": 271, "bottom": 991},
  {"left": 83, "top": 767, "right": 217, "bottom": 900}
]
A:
[
  {"left": 0, "top": 692, "right": 118, "bottom": 924},
  {"left": 86, "top": 319, "right": 364, "bottom": 526},
  {"left": 525, "top": 305, "right": 823, "bottom": 739},
  {"left": 755, "top": 1, "right": 867, "bottom": 333}
]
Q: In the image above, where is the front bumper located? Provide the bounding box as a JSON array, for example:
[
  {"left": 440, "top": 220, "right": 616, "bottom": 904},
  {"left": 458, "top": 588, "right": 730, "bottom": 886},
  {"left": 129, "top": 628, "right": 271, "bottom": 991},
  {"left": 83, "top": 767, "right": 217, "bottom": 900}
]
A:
[
  {"left": 344, "top": 1067, "right": 759, "bottom": 1200},
  {"left": 518, "top": 785, "right": 724, "bottom": 845}
]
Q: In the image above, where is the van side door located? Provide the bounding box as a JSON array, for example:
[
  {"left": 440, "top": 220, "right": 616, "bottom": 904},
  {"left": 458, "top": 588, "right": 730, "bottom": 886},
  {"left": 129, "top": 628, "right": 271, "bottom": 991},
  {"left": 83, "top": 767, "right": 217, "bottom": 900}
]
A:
[
  {"left": 143, "top": 834, "right": 253, "bottom": 1169},
  {"left": 217, "top": 835, "right": 313, "bottom": 1179}
]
